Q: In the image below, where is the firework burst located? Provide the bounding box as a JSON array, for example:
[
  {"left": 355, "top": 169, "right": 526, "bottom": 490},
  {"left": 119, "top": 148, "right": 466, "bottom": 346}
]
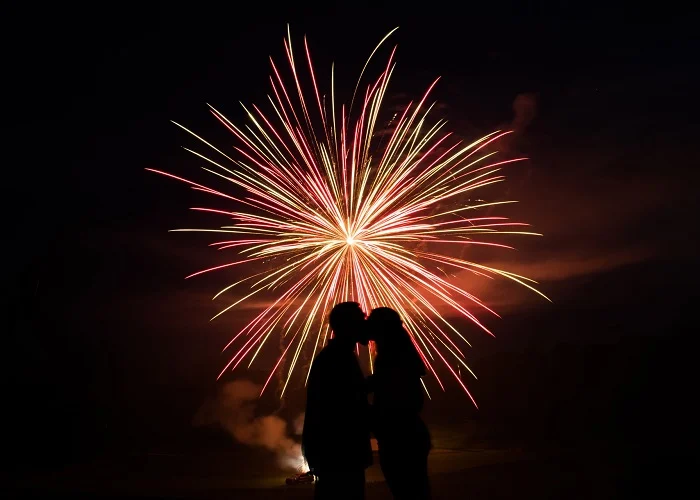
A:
[{"left": 148, "top": 27, "right": 549, "bottom": 406}]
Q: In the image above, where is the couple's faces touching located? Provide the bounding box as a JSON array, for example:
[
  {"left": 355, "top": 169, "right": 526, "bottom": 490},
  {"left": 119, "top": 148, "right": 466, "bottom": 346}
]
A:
[
  {"left": 356, "top": 309, "right": 382, "bottom": 346},
  {"left": 330, "top": 302, "right": 384, "bottom": 347},
  {"left": 353, "top": 308, "right": 370, "bottom": 346}
]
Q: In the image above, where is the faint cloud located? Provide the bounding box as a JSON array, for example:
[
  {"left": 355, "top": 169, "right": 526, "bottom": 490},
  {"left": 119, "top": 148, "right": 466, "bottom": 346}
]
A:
[
  {"left": 480, "top": 246, "right": 655, "bottom": 284},
  {"left": 433, "top": 246, "right": 655, "bottom": 314},
  {"left": 511, "top": 93, "right": 537, "bottom": 133}
]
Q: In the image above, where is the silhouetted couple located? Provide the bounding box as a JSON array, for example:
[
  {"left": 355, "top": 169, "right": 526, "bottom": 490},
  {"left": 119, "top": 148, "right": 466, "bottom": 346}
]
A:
[{"left": 302, "top": 302, "right": 431, "bottom": 500}]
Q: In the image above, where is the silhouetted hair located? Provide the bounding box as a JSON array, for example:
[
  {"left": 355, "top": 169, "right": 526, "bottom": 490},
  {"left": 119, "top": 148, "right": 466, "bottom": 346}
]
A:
[
  {"left": 329, "top": 301, "right": 363, "bottom": 333},
  {"left": 367, "top": 307, "right": 402, "bottom": 326},
  {"left": 368, "top": 307, "right": 426, "bottom": 377}
]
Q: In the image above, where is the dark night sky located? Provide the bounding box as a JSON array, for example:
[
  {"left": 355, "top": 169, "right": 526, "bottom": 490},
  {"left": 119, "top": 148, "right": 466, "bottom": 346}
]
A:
[{"left": 5, "top": 3, "right": 698, "bottom": 469}]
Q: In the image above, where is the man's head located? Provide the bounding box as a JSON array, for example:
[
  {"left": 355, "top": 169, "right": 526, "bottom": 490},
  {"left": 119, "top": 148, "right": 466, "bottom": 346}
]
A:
[{"left": 329, "top": 302, "right": 366, "bottom": 345}]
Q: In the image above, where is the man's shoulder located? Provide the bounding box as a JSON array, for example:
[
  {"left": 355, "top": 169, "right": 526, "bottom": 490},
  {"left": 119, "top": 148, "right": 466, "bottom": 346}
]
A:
[
  {"left": 310, "top": 343, "right": 349, "bottom": 371},
  {"left": 312, "top": 344, "right": 335, "bottom": 365}
]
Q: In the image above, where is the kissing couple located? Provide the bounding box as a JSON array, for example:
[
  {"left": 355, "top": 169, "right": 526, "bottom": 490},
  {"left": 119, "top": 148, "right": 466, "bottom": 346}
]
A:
[{"left": 302, "top": 302, "right": 431, "bottom": 500}]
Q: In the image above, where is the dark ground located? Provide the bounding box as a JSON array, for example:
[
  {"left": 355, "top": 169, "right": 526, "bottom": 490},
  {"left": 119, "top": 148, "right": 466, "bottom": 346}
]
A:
[
  {"left": 5, "top": 306, "right": 693, "bottom": 499},
  {"left": 1, "top": 450, "right": 628, "bottom": 499}
]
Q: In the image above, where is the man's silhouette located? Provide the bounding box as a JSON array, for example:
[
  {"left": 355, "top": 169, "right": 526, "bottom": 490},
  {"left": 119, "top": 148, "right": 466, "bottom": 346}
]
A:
[{"left": 302, "top": 302, "right": 372, "bottom": 500}]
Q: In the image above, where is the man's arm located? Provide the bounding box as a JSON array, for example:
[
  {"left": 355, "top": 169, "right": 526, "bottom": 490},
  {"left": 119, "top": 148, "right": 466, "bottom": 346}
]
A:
[{"left": 301, "top": 362, "right": 323, "bottom": 472}]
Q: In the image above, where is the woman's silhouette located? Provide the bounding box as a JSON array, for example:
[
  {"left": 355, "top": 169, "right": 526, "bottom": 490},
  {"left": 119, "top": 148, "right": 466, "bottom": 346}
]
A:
[{"left": 367, "top": 307, "right": 431, "bottom": 499}]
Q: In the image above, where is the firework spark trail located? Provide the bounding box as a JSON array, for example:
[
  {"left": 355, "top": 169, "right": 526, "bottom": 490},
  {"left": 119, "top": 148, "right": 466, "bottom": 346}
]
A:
[{"left": 148, "top": 28, "right": 549, "bottom": 405}]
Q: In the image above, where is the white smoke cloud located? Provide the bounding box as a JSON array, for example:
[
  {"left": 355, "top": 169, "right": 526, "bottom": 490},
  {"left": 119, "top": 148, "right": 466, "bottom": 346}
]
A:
[{"left": 193, "top": 380, "right": 306, "bottom": 471}]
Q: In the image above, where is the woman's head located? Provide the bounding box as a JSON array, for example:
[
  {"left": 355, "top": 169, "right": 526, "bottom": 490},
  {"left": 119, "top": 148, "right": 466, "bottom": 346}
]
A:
[{"left": 367, "top": 307, "right": 425, "bottom": 377}]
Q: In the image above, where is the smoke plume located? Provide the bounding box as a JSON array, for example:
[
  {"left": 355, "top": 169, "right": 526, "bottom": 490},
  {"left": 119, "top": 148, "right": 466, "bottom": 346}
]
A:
[
  {"left": 511, "top": 93, "right": 537, "bottom": 133},
  {"left": 193, "top": 380, "right": 305, "bottom": 471}
]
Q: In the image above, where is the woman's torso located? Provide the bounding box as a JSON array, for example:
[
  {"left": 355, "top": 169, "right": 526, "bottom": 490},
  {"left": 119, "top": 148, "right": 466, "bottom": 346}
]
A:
[{"left": 372, "top": 358, "right": 430, "bottom": 450}]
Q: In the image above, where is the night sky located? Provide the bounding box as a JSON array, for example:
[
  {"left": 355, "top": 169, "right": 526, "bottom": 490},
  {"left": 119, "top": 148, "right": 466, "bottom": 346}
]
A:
[{"left": 6, "top": 3, "right": 697, "bottom": 478}]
